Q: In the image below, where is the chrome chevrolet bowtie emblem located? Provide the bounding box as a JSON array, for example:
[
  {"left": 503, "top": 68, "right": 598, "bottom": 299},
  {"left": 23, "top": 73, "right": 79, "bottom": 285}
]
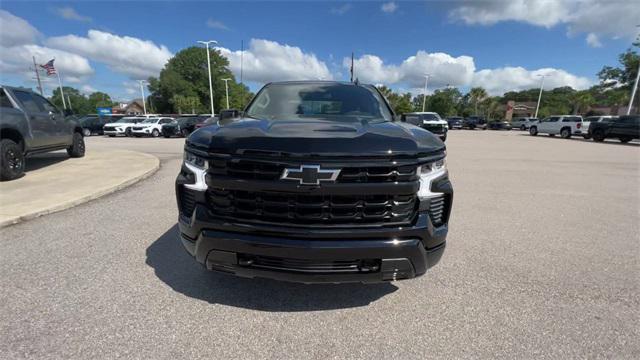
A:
[{"left": 281, "top": 165, "right": 341, "bottom": 185}]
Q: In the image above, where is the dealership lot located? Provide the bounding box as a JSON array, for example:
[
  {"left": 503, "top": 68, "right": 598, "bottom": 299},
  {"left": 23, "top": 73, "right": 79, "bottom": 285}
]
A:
[{"left": 0, "top": 131, "right": 638, "bottom": 358}]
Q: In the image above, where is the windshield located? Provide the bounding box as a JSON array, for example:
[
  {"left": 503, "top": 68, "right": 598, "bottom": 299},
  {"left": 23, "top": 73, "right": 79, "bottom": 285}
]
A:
[
  {"left": 246, "top": 83, "right": 392, "bottom": 122},
  {"left": 422, "top": 114, "right": 441, "bottom": 121},
  {"left": 141, "top": 118, "right": 158, "bottom": 124}
]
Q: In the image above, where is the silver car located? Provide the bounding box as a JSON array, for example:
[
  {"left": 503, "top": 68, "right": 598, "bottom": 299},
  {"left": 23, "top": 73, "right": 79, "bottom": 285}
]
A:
[{"left": 511, "top": 117, "right": 538, "bottom": 130}]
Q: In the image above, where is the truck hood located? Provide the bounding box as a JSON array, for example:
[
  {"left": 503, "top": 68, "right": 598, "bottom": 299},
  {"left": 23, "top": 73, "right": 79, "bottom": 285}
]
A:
[{"left": 187, "top": 117, "right": 445, "bottom": 157}]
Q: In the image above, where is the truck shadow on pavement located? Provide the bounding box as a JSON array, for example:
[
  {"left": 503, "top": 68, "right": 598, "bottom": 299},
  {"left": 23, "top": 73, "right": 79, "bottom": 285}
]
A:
[
  {"left": 146, "top": 225, "right": 398, "bottom": 312},
  {"left": 25, "top": 152, "right": 70, "bottom": 172}
]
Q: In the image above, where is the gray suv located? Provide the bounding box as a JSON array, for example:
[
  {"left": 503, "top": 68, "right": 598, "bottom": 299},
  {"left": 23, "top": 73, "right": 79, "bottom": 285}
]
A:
[{"left": 0, "top": 86, "right": 85, "bottom": 181}]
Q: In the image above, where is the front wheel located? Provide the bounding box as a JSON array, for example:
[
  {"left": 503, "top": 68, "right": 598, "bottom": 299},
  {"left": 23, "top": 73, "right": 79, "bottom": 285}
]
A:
[
  {"left": 0, "top": 139, "right": 25, "bottom": 181},
  {"left": 529, "top": 126, "right": 538, "bottom": 136},
  {"left": 520, "top": 125, "right": 526, "bottom": 131},
  {"left": 181, "top": 129, "right": 191, "bottom": 137},
  {"left": 82, "top": 128, "right": 91, "bottom": 137},
  {"left": 592, "top": 129, "right": 605, "bottom": 142},
  {"left": 125, "top": 127, "right": 132, "bottom": 137},
  {"left": 560, "top": 128, "right": 571, "bottom": 139},
  {"left": 67, "top": 132, "right": 86, "bottom": 158},
  {"left": 151, "top": 129, "right": 160, "bottom": 137}
]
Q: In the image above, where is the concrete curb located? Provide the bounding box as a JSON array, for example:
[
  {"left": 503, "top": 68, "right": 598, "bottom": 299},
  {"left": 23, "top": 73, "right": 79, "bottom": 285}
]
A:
[{"left": 0, "top": 152, "right": 160, "bottom": 228}]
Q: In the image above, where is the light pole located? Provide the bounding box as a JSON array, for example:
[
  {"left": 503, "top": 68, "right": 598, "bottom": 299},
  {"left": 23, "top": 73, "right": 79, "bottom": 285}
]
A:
[
  {"left": 422, "top": 74, "right": 431, "bottom": 112},
  {"left": 534, "top": 74, "right": 546, "bottom": 118},
  {"left": 627, "top": 60, "right": 640, "bottom": 115},
  {"left": 137, "top": 79, "right": 148, "bottom": 115},
  {"left": 221, "top": 78, "right": 231, "bottom": 109},
  {"left": 197, "top": 40, "right": 218, "bottom": 116}
]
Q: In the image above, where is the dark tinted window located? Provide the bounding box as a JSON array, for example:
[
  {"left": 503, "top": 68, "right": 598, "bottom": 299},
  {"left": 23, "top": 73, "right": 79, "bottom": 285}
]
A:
[
  {"left": 32, "top": 94, "right": 58, "bottom": 113},
  {"left": 0, "top": 89, "right": 14, "bottom": 108},
  {"left": 618, "top": 116, "right": 640, "bottom": 124},
  {"left": 13, "top": 91, "right": 42, "bottom": 113},
  {"left": 247, "top": 83, "right": 392, "bottom": 122}
]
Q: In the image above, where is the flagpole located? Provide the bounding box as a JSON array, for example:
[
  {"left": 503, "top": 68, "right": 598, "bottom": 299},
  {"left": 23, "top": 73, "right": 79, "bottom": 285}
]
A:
[{"left": 56, "top": 63, "right": 67, "bottom": 110}]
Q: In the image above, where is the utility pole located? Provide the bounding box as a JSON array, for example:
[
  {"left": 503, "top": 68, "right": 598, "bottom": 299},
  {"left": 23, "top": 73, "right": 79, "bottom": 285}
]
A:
[
  {"left": 197, "top": 40, "right": 218, "bottom": 116},
  {"left": 240, "top": 40, "right": 244, "bottom": 108},
  {"left": 137, "top": 80, "right": 147, "bottom": 115},
  {"left": 56, "top": 66, "right": 67, "bottom": 110},
  {"left": 67, "top": 95, "right": 73, "bottom": 112},
  {"left": 221, "top": 78, "right": 231, "bottom": 109},
  {"left": 32, "top": 56, "right": 44, "bottom": 96},
  {"left": 534, "top": 74, "right": 546, "bottom": 118},
  {"left": 350, "top": 52, "right": 354, "bottom": 83},
  {"left": 422, "top": 74, "right": 431, "bottom": 112}
]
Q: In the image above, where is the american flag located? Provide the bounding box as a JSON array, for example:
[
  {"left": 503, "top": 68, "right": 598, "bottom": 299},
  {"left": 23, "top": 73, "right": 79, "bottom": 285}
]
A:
[{"left": 40, "top": 59, "right": 56, "bottom": 76}]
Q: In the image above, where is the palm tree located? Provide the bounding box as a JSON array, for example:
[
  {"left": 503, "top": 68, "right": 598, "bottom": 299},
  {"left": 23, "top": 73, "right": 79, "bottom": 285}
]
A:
[
  {"left": 571, "top": 90, "right": 595, "bottom": 115},
  {"left": 469, "top": 87, "right": 488, "bottom": 115}
]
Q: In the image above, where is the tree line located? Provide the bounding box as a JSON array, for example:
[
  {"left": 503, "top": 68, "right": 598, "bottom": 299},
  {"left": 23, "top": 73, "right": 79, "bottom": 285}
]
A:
[{"left": 48, "top": 40, "right": 638, "bottom": 118}]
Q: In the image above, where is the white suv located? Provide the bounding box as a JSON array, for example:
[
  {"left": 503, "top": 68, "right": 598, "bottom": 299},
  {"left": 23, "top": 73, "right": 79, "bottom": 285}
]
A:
[
  {"left": 131, "top": 117, "right": 175, "bottom": 137},
  {"left": 529, "top": 115, "right": 585, "bottom": 139},
  {"left": 103, "top": 116, "right": 145, "bottom": 137},
  {"left": 511, "top": 117, "right": 538, "bottom": 130}
]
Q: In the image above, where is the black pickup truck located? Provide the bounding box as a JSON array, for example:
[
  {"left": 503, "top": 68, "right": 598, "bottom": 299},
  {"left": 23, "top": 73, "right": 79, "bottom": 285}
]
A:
[
  {"left": 588, "top": 115, "right": 639, "bottom": 143},
  {"left": 175, "top": 81, "right": 453, "bottom": 283},
  {"left": 0, "top": 86, "right": 85, "bottom": 181}
]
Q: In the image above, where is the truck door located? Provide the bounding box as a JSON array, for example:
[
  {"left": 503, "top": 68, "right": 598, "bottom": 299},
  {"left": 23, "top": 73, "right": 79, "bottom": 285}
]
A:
[
  {"left": 32, "top": 94, "right": 70, "bottom": 146},
  {"left": 11, "top": 90, "right": 57, "bottom": 149}
]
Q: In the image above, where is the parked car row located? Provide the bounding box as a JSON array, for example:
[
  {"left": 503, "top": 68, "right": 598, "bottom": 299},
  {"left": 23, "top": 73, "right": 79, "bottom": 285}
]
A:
[{"left": 528, "top": 115, "right": 639, "bottom": 143}]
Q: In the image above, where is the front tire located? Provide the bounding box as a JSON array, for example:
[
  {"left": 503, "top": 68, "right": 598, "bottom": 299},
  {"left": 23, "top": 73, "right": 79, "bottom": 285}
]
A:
[
  {"left": 151, "top": 129, "right": 160, "bottom": 137},
  {"left": 529, "top": 126, "right": 538, "bottom": 136},
  {"left": 592, "top": 129, "right": 605, "bottom": 142},
  {"left": 560, "top": 128, "right": 571, "bottom": 139},
  {"left": 520, "top": 125, "right": 526, "bottom": 131},
  {"left": 67, "top": 132, "right": 85, "bottom": 158},
  {"left": 181, "top": 129, "right": 191, "bottom": 137},
  {"left": 82, "top": 128, "right": 91, "bottom": 137},
  {"left": 0, "top": 139, "right": 25, "bottom": 181},
  {"left": 125, "top": 127, "right": 132, "bottom": 137}
]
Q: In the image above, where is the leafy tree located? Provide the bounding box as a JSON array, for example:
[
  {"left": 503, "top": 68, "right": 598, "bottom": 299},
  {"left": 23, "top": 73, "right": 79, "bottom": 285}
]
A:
[
  {"left": 148, "top": 46, "right": 251, "bottom": 114},
  {"left": 87, "top": 92, "right": 114, "bottom": 109},
  {"left": 570, "top": 90, "right": 595, "bottom": 114},
  {"left": 50, "top": 87, "right": 93, "bottom": 115},
  {"left": 427, "top": 88, "right": 463, "bottom": 117},
  {"left": 376, "top": 85, "right": 413, "bottom": 114},
  {"left": 597, "top": 39, "right": 639, "bottom": 88}
]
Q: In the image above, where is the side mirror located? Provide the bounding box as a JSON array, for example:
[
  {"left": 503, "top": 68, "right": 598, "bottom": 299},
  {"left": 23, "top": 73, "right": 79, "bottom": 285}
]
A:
[{"left": 219, "top": 109, "right": 241, "bottom": 121}]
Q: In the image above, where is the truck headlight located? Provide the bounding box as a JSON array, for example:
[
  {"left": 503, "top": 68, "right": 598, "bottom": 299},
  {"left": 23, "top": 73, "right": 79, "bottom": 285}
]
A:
[
  {"left": 417, "top": 158, "right": 447, "bottom": 199},
  {"left": 183, "top": 151, "right": 208, "bottom": 191}
]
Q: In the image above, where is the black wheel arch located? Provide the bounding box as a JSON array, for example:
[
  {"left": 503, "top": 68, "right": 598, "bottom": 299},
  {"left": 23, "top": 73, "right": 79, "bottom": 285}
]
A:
[{"left": 0, "top": 127, "right": 25, "bottom": 152}]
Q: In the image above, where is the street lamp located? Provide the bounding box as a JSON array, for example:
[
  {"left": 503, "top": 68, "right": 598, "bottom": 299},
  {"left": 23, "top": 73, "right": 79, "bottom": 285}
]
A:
[
  {"left": 137, "top": 79, "right": 148, "bottom": 115},
  {"left": 197, "top": 40, "right": 218, "bottom": 116},
  {"left": 534, "top": 74, "right": 546, "bottom": 118},
  {"left": 422, "top": 74, "right": 431, "bottom": 112},
  {"left": 221, "top": 78, "right": 232, "bottom": 109}
]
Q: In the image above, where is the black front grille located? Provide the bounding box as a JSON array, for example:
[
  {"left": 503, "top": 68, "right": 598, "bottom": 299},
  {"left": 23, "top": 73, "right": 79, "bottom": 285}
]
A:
[
  {"left": 132, "top": 127, "right": 143, "bottom": 131},
  {"left": 422, "top": 124, "right": 445, "bottom": 134},
  {"left": 208, "top": 189, "right": 417, "bottom": 227},
  {"left": 208, "top": 159, "right": 417, "bottom": 183},
  {"left": 244, "top": 255, "right": 379, "bottom": 274}
]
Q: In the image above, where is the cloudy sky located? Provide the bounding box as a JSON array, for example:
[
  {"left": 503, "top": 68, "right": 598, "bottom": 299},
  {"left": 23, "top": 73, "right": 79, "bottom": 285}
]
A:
[{"left": 1, "top": 1, "right": 638, "bottom": 101}]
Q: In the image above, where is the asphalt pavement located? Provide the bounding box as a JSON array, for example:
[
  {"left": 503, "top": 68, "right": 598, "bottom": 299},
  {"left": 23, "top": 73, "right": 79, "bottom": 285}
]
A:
[{"left": 0, "top": 131, "right": 638, "bottom": 359}]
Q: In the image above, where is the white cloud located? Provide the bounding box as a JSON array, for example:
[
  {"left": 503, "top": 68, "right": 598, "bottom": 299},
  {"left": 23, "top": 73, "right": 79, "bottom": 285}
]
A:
[
  {"left": 80, "top": 85, "right": 97, "bottom": 95},
  {"left": 46, "top": 30, "right": 173, "bottom": 79},
  {"left": 54, "top": 7, "right": 92, "bottom": 22},
  {"left": 381, "top": 2, "right": 398, "bottom": 14},
  {"left": 344, "top": 51, "right": 475, "bottom": 89},
  {"left": 471, "top": 67, "right": 593, "bottom": 95},
  {"left": 330, "top": 4, "right": 352, "bottom": 15},
  {"left": 216, "top": 39, "right": 332, "bottom": 84},
  {"left": 586, "top": 33, "right": 602, "bottom": 48},
  {"left": 0, "top": 44, "right": 94, "bottom": 83},
  {"left": 0, "top": 10, "right": 40, "bottom": 47},
  {"left": 206, "top": 19, "right": 229, "bottom": 30},
  {"left": 449, "top": 0, "right": 640, "bottom": 44}
]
